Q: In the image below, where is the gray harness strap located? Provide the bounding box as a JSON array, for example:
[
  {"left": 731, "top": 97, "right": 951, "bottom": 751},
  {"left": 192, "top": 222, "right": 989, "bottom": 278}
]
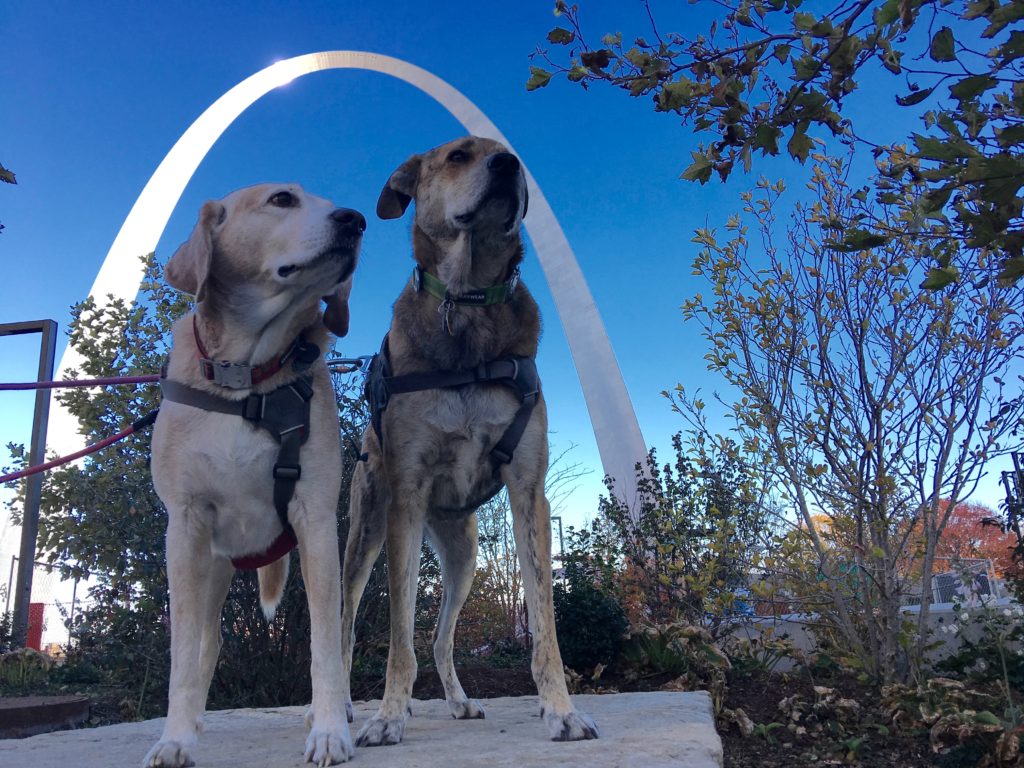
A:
[{"left": 159, "top": 376, "right": 314, "bottom": 535}]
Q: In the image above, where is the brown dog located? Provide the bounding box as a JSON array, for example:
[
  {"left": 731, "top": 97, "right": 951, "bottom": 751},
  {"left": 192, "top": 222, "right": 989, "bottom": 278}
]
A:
[{"left": 339, "top": 137, "right": 598, "bottom": 746}]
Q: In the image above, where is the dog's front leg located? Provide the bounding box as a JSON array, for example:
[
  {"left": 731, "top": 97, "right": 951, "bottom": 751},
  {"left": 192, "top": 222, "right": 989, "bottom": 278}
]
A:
[
  {"left": 144, "top": 509, "right": 230, "bottom": 768},
  {"left": 506, "top": 478, "right": 600, "bottom": 742},
  {"left": 356, "top": 498, "right": 424, "bottom": 747},
  {"left": 297, "top": 510, "right": 354, "bottom": 765}
]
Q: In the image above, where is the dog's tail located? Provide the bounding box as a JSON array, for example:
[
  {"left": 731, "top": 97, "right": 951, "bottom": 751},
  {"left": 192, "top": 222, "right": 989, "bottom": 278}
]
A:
[{"left": 257, "top": 555, "right": 289, "bottom": 620}]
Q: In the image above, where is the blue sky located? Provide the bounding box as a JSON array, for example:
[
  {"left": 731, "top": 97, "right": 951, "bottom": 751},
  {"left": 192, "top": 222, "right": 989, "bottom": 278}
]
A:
[{"left": 1, "top": 0, "right": 1017, "bottom": 573}]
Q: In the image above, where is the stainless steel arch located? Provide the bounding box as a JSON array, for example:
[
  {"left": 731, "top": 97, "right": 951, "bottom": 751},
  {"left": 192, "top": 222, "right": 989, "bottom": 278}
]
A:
[{"left": 51, "top": 51, "right": 646, "bottom": 500}]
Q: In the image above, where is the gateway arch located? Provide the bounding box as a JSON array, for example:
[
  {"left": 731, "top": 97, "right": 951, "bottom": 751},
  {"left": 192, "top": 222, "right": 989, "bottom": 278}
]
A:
[{"left": 51, "top": 51, "right": 646, "bottom": 501}]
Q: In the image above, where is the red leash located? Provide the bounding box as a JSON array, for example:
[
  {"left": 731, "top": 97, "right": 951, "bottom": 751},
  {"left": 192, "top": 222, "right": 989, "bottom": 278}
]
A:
[
  {"left": 0, "top": 374, "right": 161, "bottom": 485},
  {"left": 0, "top": 410, "right": 159, "bottom": 484}
]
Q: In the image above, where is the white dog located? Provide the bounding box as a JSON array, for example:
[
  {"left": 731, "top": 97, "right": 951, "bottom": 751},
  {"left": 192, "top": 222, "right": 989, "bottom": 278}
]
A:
[{"left": 144, "top": 184, "right": 363, "bottom": 767}]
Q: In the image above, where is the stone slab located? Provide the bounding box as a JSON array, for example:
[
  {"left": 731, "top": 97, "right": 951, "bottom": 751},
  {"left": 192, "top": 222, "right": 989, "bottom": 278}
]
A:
[
  {"left": 0, "top": 695, "right": 90, "bottom": 738},
  {"left": 0, "top": 692, "right": 722, "bottom": 768}
]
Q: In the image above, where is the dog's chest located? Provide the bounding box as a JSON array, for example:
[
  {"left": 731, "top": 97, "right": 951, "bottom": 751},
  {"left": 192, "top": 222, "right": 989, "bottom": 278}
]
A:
[
  {"left": 386, "top": 383, "right": 517, "bottom": 509},
  {"left": 153, "top": 404, "right": 283, "bottom": 547}
]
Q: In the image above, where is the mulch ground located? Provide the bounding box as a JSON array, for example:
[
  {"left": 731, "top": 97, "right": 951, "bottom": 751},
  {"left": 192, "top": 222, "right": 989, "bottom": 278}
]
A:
[{"left": 719, "top": 671, "right": 937, "bottom": 768}]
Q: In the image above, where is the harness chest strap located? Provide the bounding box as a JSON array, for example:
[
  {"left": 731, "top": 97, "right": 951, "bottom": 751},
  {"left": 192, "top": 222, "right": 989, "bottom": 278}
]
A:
[
  {"left": 365, "top": 334, "right": 540, "bottom": 469},
  {"left": 159, "top": 375, "right": 314, "bottom": 570}
]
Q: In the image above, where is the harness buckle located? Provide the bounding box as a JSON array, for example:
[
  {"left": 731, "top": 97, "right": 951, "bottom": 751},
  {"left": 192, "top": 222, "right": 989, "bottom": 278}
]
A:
[
  {"left": 242, "top": 394, "right": 264, "bottom": 421},
  {"left": 273, "top": 463, "right": 302, "bottom": 481},
  {"left": 290, "top": 378, "right": 314, "bottom": 401},
  {"left": 491, "top": 447, "right": 513, "bottom": 465}
]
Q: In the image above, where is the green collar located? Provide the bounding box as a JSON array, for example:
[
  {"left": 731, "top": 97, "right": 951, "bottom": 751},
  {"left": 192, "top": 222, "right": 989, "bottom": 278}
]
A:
[{"left": 412, "top": 266, "right": 519, "bottom": 306}]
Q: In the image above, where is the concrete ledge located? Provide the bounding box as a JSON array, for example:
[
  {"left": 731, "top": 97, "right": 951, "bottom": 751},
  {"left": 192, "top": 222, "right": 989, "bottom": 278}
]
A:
[
  {"left": 0, "top": 695, "right": 90, "bottom": 739},
  {"left": 0, "top": 692, "right": 722, "bottom": 768}
]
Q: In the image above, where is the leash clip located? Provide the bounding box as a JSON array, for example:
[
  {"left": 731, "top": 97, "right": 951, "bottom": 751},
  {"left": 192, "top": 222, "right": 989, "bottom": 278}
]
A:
[{"left": 326, "top": 356, "right": 373, "bottom": 374}]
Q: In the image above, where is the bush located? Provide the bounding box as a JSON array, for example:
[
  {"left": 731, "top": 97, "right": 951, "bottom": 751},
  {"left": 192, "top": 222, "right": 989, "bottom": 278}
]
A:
[{"left": 553, "top": 577, "right": 627, "bottom": 672}]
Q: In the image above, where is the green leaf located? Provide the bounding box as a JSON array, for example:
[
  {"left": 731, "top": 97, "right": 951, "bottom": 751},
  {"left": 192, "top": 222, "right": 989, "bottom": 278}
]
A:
[
  {"left": 996, "top": 124, "right": 1024, "bottom": 148},
  {"left": 0, "top": 163, "right": 15, "bottom": 185},
  {"left": 923, "top": 185, "right": 953, "bottom": 215},
  {"left": 581, "top": 49, "right": 612, "bottom": 71},
  {"left": 681, "top": 152, "right": 714, "bottom": 184},
  {"left": 829, "top": 228, "right": 889, "bottom": 252},
  {"left": 997, "top": 257, "right": 1024, "bottom": 284},
  {"left": 567, "top": 65, "right": 589, "bottom": 82},
  {"left": 920, "top": 266, "right": 959, "bottom": 290},
  {"left": 773, "top": 44, "right": 791, "bottom": 64},
  {"left": 949, "top": 75, "right": 997, "bottom": 101},
  {"left": 974, "top": 711, "right": 1002, "bottom": 726},
  {"left": 896, "top": 85, "right": 936, "bottom": 107},
  {"left": 753, "top": 123, "right": 783, "bottom": 155},
  {"left": 787, "top": 130, "right": 813, "bottom": 162},
  {"left": 882, "top": 48, "right": 902, "bottom": 74},
  {"left": 929, "top": 27, "right": 955, "bottom": 62},
  {"left": 526, "top": 66, "right": 553, "bottom": 91},
  {"left": 547, "top": 27, "right": 575, "bottom": 45},
  {"left": 874, "top": 0, "right": 900, "bottom": 27},
  {"left": 793, "top": 11, "right": 815, "bottom": 30},
  {"left": 912, "top": 134, "right": 971, "bottom": 161}
]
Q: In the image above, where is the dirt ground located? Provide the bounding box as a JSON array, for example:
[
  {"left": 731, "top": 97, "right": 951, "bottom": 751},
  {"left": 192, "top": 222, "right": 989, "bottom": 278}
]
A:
[{"left": 719, "top": 672, "right": 937, "bottom": 768}]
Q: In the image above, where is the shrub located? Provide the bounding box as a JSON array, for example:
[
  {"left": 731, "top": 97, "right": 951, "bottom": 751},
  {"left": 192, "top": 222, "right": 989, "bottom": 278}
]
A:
[{"left": 553, "top": 577, "right": 627, "bottom": 672}]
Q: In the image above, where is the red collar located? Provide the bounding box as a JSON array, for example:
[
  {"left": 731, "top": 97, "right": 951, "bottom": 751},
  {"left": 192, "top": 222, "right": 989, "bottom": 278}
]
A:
[{"left": 192, "top": 315, "right": 303, "bottom": 389}]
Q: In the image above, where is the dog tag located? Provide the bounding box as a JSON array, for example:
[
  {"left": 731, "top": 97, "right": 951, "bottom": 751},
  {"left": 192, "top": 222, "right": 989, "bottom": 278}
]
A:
[{"left": 438, "top": 297, "right": 456, "bottom": 336}]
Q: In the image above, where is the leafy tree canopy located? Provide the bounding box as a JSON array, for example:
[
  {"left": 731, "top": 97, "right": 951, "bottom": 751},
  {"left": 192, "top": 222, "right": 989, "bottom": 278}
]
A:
[{"left": 531, "top": 0, "right": 1024, "bottom": 285}]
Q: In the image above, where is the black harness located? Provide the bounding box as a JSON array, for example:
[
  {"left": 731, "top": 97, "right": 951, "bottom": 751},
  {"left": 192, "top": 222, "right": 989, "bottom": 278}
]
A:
[
  {"left": 364, "top": 333, "right": 540, "bottom": 512},
  {"left": 159, "top": 369, "right": 315, "bottom": 570}
]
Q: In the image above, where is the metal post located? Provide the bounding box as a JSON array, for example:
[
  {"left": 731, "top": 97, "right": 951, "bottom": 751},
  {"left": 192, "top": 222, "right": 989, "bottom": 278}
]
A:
[
  {"left": 2, "top": 320, "right": 58, "bottom": 647},
  {"left": 5, "top": 555, "right": 15, "bottom": 615},
  {"left": 68, "top": 578, "right": 78, "bottom": 646},
  {"left": 550, "top": 515, "right": 564, "bottom": 559}
]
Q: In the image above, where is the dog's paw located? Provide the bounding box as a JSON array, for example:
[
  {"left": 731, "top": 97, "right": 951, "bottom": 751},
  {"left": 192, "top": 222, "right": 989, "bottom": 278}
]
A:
[
  {"left": 142, "top": 740, "right": 195, "bottom": 768},
  {"left": 448, "top": 698, "right": 486, "bottom": 720},
  {"left": 304, "top": 724, "right": 354, "bottom": 766},
  {"left": 544, "top": 709, "right": 600, "bottom": 741},
  {"left": 355, "top": 715, "right": 406, "bottom": 747}
]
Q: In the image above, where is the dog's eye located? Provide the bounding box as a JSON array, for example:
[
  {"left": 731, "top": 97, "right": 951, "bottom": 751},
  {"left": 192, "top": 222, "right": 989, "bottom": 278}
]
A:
[
  {"left": 446, "top": 150, "right": 469, "bottom": 164},
  {"left": 268, "top": 191, "right": 297, "bottom": 208}
]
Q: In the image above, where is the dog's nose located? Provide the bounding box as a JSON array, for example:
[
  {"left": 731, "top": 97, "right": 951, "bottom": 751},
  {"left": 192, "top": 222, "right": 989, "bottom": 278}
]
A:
[
  {"left": 487, "top": 152, "right": 520, "bottom": 176},
  {"left": 331, "top": 208, "right": 367, "bottom": 233}
]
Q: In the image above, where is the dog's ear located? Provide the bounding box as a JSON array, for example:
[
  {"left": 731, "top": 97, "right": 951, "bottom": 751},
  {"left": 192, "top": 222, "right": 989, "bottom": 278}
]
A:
[
  {"left": 376, "top": 154, "right": 422, "bottom": 220},
  {"left": 322, "top": 275, "right": 353, "bottom": 337},
  {"left": 165, "top": 201, "right": 224, "bottom": 301}
]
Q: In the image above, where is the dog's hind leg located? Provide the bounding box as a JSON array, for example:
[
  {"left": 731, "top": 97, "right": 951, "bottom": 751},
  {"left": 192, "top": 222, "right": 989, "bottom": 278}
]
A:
[
  {"left": 425, "top": 513, "right": 486, "bottom": 720},
  {"left": 506, "top": 475, "right": 600, "bottom": 742},
  {"left": 355, "top": 493, "right": 424, "bottom": 747},
  {"left": 340, "top": 447, "right": 388, "bottom": 723}
]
